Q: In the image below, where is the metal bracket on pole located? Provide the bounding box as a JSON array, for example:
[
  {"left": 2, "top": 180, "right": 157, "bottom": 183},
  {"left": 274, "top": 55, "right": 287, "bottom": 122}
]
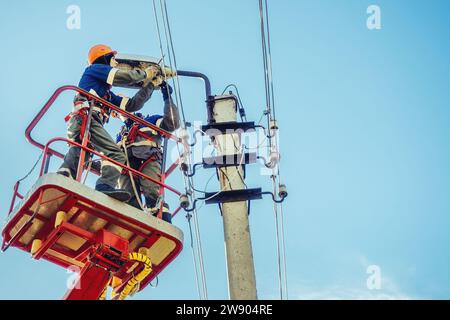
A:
[
  {"left": 201, "top": 121, "right": 256, "bottom": 134},
  {"left": 204, "top": 188, "right": 263, "bottom": 205}
]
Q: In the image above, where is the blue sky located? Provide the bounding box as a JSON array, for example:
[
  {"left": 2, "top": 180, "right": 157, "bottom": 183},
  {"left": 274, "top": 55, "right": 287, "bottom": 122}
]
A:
[{"left": 1, "top": 0, "right": 450, "bottom": 300}]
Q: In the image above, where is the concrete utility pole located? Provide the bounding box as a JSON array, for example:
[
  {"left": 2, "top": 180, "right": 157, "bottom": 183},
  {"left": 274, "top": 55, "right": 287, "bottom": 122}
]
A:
[{"left": 210, "top": 95, "right": 258, "bottom": 300}]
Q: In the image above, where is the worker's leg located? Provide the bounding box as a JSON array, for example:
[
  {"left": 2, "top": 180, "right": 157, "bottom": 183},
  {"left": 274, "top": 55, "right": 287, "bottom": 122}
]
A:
[
  {"left": 58, "top": 115, "right": 91, "bottom": 178},
  {"left": 139, "top": 158, "right": 162, "bottom": 209},
  {"left": 58, "top": 113, "right": 129, "bottom": 201},
  {"left": 118, "top": 155, "right": 143, "bottom": 209},
  {"left": 87, "top": 114, "right": 130, "bottom": 201},
  {"left": 139, "top": 159, "right": 171, "bottom": 223},
  {"left": 58, "top": 147, "right": 80, "bottom": 178},
  {"left": 88, "top": 116, "right": 126, "bottom": 186}
]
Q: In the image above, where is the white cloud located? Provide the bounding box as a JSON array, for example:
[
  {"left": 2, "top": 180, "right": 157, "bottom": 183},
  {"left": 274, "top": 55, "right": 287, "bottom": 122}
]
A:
[
  {"left": 287, "top": 254, "right": 414, "bottom": 300},
  {"left": 294, "top": 283, "right": 411, "bottom": 300}
]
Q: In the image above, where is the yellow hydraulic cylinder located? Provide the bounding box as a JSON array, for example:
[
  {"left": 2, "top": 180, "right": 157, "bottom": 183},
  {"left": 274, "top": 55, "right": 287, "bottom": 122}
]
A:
[
  {"left": 30, "top": 239, "right": 42, "bottom": 255},
  {"left": 55, "top": 211, "right": 67, "bottom": 228}
]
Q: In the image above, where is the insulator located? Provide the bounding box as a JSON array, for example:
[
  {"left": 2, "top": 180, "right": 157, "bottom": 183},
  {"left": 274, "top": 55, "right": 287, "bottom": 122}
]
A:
[
  {"left": 178, "top": 128, "right": 189, "bottom": 141},
  {"left": 179, "top": 194, "right": 190, "bottom": 209},
  {"left": 180, "top": 162, "right": 189, "bottom": 172},
  {"left": 278, "top": 184, "right": 288, "bottom": 198},
  {"left": 269, "top": 120, "right": 278, "bottom": 130}
]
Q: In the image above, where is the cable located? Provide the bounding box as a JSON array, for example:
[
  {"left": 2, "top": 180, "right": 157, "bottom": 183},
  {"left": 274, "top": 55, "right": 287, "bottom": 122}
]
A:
[
  {"left": 263, "top": 0, "right": 277, "bottom": 121},
  {"left": 258, "top": 0, "right": 271, "bottom": 119},
  {"left": 17, "top": 151, "right": 44, "bottom": 183},
  {"left": 270, "top": 175, "right": 284, "bottom": 299},
  {"left": 219, "top": 168, "right": 233, "bottom": 190},
  {"left": 221, "top": 84, "right": 247, "bottom": 122},
  {"left": 154, "top": 0, "right": 208, "bottom": 299},
  {"left": 122, "top": 139, "right": 145, "bottom": 210},
  {"left": 186, "top": 213, "right": 202, "bottom": 299},
  {"left": 257, "top": 0, "right": 288, "bottom": 300},
  {"left": 258, "top": 0, "right": 274, "bottom": 155},
  {"left": 160, "top": 0, "right": 187, "bottom": 125},
  {"left": 271, "top": 173, "right": 288, "bottom": 298},
  {"left": 189, "top": 171, "right": 216, "bottom": 194},
  {"left": 149, "top": 276, "right": 159, "bottom": 288},
  {"left": 82, "top": 158, "right": 93, "bottom": 185},
  {"left": 257, "top": 110, "right": 268, "bottom": 125},
  {"left": 230, "top": 135, "right": 248, "bottom": 188},
  {"left": 279, "top": 195, "right": 288, "bottom": 299}
]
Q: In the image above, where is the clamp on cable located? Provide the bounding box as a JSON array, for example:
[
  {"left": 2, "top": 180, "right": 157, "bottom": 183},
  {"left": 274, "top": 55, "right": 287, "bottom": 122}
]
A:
[
  {"left": 261, "top": 183, "right": 288, "bottom": 203},
  {"left": 183, "top": 162, "right": 202, "bottom": 177},
  {"left": 188, "top": 129, "right": 204, "bottom": 147},
  {"left": 257, "top": 150, "right": 280, "bottom": 169}
]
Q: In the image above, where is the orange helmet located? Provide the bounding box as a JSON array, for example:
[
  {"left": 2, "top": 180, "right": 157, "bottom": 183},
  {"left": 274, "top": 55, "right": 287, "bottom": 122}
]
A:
[{"left": 87, "top": 44, "right": 117, "bottom": 65}]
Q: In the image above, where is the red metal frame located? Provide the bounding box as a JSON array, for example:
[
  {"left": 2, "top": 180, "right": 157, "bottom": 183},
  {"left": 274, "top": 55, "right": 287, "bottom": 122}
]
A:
[
  {"left": 25, "top": 84, "right": 186, "bottom": 186},
  {"left": 8, "top": 85, "right": 189, "bottom": 218},
  {"left": 40, "top": 137, "right": 181, "bottom": 196},
  {"left": 25, "top": 85, "right": 180, "bottom": 154},
  {"left": 3, "top": 85, "right": 188, "bottom": 299},
  {"left": 8, "top": 182, "right": 23, "bottom": 214}
]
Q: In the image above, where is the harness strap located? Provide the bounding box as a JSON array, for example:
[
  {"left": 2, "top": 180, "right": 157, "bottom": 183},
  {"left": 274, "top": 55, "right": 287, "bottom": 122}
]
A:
[
  {"left": 138, "top": 154, "right": 161, "bottom": 173},
  {"left": 126, "top": 124, "right": 157, "bottom": 145},
  {"left": 65, "top": 102, "right": 89, "bottom": 141}
]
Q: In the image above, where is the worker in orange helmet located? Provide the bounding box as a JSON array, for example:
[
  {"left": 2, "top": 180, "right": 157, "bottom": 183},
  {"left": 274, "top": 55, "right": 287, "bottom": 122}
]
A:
[{"left": 57, "top": 44, "right": 164, "bottom": 201}]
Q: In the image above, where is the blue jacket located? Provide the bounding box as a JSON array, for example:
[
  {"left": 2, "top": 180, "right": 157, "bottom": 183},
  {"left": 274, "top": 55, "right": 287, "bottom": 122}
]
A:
[{"left": 78, "top": 64, "right": 124, "bottom": 107}]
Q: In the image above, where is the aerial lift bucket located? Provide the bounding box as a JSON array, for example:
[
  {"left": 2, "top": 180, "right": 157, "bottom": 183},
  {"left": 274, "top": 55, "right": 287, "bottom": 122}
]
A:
[
  {"left": 2, "top": 173, "right": 183, "bottom": 300},
  {"left": 1, "top": 72, "right": 208, "bottom": 299}
]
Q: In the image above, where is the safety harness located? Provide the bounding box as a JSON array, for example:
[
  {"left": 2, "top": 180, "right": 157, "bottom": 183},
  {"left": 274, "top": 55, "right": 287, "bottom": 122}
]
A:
[
  {"left": 120, "top": 122, "right": 162, "bottom": 173},
  {"left": 64, "top": 92, "right": 113, "bottom": 140},
  {"left": 120, "top": 120, "right": 168, "bottom": 219},
  {"left": 126, "top": 124, "right": 157, "bottom": 146}
]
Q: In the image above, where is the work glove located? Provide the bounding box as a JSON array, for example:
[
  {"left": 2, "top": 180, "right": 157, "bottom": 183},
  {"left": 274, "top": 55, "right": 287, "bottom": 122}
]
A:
[
  {"left": 151, "top": 75, "right": 164, "bottom": 87},
  {"left": 143, "top": 65, "right": 163, "bottom": 87},
  {"left": 162, "top": 66, "right": 177, "bottom": 78},
  {"left": 142, "top": 65, "right": 161, "bottom": 88},
  {"left": 160, "top": 81, "right": 173, "bottom": 100},
  {"left": 144, "top": 65, "right": 159, "bottom": 80}
]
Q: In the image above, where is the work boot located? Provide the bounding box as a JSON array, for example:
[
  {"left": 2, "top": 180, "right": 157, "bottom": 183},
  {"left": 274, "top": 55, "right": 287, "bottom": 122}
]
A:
[
  {"left": 148, "top": 202, "right": 172, "bottom": 224},
  {"left": 127, "top": 197, "right": 142, "bottom": 210},
  {"left": 162, "top": 211, "right": 172, "bottom": 224},
  {"left": 95, "top": 183, "right": 131, "bottom": 202},
  {"left": 57, "top": 169, "right": 73, "bottom": 179},
  {"left": 90, "top": 160, "right": 102, "bottom": 173}
]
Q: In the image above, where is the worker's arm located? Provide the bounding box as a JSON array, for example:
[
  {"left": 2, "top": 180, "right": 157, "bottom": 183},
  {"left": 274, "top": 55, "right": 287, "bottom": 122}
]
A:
[
  {"left": 158, "top": 83, "right": 180, "bottom": 132},
  {"left": 87, "top": 64, "right": 160, "bottom": 87},
  {"left": 108, "top": 65, "right": 160, "bottom": 87},
  {"left": 110, "top": 69, "right": 147, "bottom": 86},
  {"left": 110, "top": 83, "right": 155, "bottom": 113}
]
